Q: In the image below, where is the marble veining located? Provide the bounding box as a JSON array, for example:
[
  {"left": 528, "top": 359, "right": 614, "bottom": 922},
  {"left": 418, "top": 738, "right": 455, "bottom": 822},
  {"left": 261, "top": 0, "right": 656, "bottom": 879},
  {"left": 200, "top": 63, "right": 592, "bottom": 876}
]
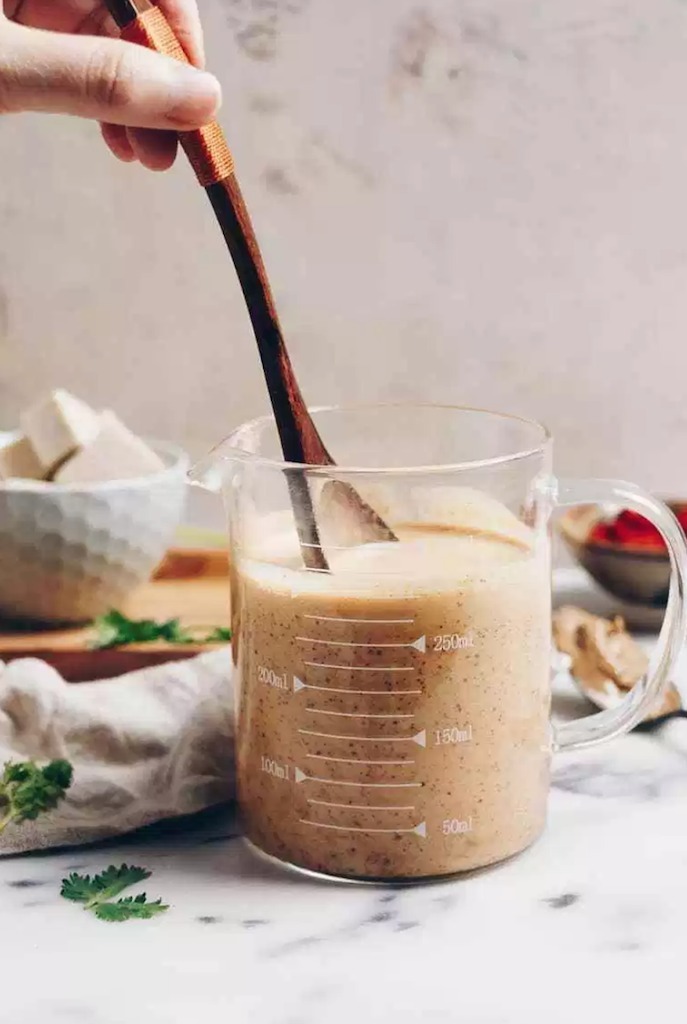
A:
[{"left": 543, "top": 891, "right": 580, "bottom": 909}]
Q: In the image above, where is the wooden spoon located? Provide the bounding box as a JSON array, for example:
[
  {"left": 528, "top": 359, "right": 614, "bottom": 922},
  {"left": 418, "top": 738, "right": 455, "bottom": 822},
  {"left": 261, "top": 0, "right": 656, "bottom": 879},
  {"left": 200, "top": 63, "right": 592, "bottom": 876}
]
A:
[
  {"left": 104, "top": 0, "right": 395, "bottom": 571},
  {"left": 552, "top": 606, "right": 685, "bottom": 728}
]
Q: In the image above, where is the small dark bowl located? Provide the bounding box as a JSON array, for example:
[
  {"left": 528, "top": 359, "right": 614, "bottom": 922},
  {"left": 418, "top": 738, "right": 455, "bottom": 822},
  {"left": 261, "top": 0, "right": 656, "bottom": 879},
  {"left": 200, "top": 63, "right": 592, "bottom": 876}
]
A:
[{"left": 558, "top": 503, "right": 684, "bottom": 610}]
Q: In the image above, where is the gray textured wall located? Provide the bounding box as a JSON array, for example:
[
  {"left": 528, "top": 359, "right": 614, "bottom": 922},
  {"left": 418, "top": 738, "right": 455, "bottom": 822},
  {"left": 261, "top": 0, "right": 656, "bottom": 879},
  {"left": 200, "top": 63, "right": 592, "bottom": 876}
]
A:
[{"left": 2, "top": 0, "right": 687, "bottom": 495}]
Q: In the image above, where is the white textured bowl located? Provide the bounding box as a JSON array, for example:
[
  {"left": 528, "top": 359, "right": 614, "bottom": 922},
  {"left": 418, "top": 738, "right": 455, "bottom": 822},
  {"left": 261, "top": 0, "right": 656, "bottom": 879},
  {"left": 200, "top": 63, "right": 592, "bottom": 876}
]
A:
[{"left": 0, "top": 434, "right": 188, "bottom": 624}]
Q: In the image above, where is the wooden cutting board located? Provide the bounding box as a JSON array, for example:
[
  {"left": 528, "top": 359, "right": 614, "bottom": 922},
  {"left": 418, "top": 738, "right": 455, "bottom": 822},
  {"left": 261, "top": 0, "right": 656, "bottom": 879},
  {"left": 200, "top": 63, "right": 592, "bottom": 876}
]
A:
[{"left": 0, "top": 548, "right": 230, "bottom": 682}]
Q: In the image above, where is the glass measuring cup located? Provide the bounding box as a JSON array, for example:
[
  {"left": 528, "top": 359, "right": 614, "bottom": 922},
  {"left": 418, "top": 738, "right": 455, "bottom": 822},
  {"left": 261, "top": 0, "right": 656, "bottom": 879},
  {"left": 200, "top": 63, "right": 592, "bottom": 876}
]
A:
[{"left": 191, "top": 405, "right": 687, "bottom": 882}]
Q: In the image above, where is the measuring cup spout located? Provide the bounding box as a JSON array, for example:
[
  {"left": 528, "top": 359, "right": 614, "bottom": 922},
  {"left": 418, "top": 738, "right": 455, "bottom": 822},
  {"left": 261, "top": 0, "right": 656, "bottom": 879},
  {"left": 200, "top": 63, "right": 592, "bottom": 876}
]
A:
[
  {"left": 188, "top": 455, "right": 223, "bottom": 493},
  {"left": 188, "top": 438, "right": 240, "bottom": 493}
]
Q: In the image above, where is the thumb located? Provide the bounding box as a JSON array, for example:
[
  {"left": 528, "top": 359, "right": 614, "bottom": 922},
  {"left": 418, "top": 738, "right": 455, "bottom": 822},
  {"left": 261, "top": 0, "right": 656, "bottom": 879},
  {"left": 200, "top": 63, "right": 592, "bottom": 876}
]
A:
[{"left": 0, "top": 23, "right": 221, "bottom": 129}]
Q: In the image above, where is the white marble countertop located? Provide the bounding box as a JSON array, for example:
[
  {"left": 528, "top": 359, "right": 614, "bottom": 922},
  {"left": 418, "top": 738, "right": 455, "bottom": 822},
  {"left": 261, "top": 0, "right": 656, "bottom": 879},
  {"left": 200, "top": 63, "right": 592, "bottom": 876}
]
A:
[{"left": 3, "top": 573, "right": 687, "bottom": 1023}]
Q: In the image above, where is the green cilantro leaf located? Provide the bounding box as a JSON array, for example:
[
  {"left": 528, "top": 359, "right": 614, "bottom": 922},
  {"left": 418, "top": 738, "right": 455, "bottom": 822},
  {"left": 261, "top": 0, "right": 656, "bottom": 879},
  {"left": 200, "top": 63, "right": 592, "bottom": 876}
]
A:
[
  {"left": 204, "top": 627, "right": 232, "bottom": 643},
  {"left": 60, "top": 863, "right": 169, "bottom": 923},
  {"left": 94, "top": 896, "right": 169, "bottom": 922},
  {"left": 60, "top": 864, "right": 150, "bottom": 907},
  {"left": 0, "top": 759, "right": 73, "bottom": 834},
  {"left": 90, "top": 611, "right": 230, "bottom": 649},
  {"left": 60, "top": 872, "right": 99, "bottom": 904}
]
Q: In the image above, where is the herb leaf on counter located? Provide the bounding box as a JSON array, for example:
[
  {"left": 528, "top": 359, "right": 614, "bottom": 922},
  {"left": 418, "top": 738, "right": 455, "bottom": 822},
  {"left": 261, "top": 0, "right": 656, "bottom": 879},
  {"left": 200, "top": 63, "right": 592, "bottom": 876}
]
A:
[
  {"left": 61, "top": 863, "right": 169, "bottom": 923},
  {"left": 94, "top": 895, "right": 169, "bottom": 922},
  {"left": 90, "top": 610, "right": 231, "bottom": 649},
  {"left": 61, "top": 864, "right": 150, "bottom": 905},
  {"left": 59, "top": 872, "right": 99, "bottom": 904},
  {"left": 0, "top": 759, "right": 73, "bottom": 834}
]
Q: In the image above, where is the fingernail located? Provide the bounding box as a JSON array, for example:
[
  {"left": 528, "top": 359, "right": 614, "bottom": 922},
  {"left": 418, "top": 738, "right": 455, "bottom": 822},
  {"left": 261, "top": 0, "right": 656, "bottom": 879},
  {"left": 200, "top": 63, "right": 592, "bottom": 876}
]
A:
[{"left": 166, "top": 67, "right": 222, "bottom": 127}]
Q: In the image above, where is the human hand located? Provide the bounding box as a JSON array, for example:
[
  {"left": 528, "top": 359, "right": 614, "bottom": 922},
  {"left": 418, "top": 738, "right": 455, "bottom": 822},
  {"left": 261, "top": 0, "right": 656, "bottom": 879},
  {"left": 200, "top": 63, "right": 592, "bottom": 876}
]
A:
[{"left": 0, "top": 0, "right": 221, "bottom": 170}]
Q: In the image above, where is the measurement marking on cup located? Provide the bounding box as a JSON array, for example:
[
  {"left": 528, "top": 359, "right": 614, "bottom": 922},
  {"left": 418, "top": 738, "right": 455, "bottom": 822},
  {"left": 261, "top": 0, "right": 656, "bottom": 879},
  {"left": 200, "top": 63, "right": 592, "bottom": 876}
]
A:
[
  {"left": 294, "top": 767, "right": 422, "bottom": 788},
  {"left": 434, "top": 725, "right": 473, "bottom": 745},
  {"left": 303, "top": 662, "right": 415, "bottom": 673},
  {"left": 299, "top": 728, "right": 426, "bottom": 747},
  {"left": 303, "top": 615, "right": 415, "bottom": 624},
  {"left": 260, "top": 756, "right": 289, "bottom": 780},
  {"left": 296, "top": 636, "right": 426, "bottom": 652},
  {"left": 294, "top": 677, "right": 421, "bottom": 695},
  {"left": 258, "top": 666, "right": 288, "bottom": 690},
  {"left": 433, "top": 632, "right": 475, "bottom": 652},
  {"left": 442, "top": 817, "right": 473, "bottom": 835},
  {"left": 305, "top": 708, "right": 415, "bottom": 719},
  {"left": 307, "top": 799, "right": 417, "bottom": 811},
  {"left": 299, "top": 820, "right": 427, "bottom": 837},
  {"left": 306, "top": 754, "right": 415, "bottom": 766}
]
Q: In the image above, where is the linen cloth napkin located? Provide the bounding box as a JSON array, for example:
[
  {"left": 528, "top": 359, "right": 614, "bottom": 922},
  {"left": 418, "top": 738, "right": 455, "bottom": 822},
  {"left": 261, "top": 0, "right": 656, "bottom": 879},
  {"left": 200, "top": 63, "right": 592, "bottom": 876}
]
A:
[{"left": 0, "top": 650, "right": 235, "bottom": 855}]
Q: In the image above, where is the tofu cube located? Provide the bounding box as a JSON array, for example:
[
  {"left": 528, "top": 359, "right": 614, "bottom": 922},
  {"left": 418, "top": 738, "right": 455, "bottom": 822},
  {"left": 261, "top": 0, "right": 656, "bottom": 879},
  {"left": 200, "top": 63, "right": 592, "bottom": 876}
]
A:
[
  {"left": 21, "top": 389, "right": 100, "bottom": 475},
  {"left": 54, "top": 411, "right": 165, "bottom": 484},
  {"left": 0, "top": 434, "right": 45, "bottom": 480}
]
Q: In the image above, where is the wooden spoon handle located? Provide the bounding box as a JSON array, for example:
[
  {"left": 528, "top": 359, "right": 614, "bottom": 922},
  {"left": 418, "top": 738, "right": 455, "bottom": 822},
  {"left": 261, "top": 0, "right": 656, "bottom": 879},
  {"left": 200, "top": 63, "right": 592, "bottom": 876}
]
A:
[
  {"left": 107, "top": 0, "right": 331, "bottom": 568},
  {"left": 120, "top": 4, "right": 234, "bottom": 187},
  {"left": 105, "top": 0, "right": 396, "bottom": 567},
  {"left": 113, "top": 1, "right": 331, "bottom": 467},
  {"left": 116, "top": 0, "right": 324, "bottom": 461}
]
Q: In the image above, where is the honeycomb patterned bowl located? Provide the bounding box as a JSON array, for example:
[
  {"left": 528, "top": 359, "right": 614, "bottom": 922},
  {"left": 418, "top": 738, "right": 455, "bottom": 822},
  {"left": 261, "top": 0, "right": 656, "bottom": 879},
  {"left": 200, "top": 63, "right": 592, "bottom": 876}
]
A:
[{"left": 0, "top": 434, "right": 188, "bottom": 624}]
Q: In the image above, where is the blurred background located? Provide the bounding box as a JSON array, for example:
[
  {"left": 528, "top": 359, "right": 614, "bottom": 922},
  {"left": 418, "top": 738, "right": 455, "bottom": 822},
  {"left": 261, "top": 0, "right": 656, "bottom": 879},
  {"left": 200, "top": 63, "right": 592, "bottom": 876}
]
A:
[{"left": 2, "top": 0, "right": 687, "bottom": 494}]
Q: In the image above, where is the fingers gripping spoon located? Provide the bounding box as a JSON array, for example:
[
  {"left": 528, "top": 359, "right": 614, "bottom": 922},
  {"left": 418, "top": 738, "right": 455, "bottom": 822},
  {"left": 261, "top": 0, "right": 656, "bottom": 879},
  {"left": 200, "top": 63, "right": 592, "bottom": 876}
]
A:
[{"left": 104, "top": 0, "right": 396, "bottom": 571}]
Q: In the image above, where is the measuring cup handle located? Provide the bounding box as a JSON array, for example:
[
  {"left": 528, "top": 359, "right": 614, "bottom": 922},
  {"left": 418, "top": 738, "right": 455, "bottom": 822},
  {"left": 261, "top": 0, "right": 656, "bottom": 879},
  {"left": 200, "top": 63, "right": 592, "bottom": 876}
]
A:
[{"left": 551, "top": 477, "right": 687, "bottom": 753}]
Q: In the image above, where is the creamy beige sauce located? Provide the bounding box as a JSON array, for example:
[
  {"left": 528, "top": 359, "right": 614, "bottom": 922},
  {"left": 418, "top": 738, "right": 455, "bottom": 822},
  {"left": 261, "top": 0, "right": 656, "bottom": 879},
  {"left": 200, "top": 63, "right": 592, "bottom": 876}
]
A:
[{"left": 232, "top": 511, "right": 551, "bottom": 880}]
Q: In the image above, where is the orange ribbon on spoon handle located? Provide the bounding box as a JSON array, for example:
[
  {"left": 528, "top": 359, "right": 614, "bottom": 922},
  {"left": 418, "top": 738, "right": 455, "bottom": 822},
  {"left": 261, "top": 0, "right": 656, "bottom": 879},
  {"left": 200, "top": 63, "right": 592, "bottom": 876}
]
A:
[{"left": 115, "top": 2, "right": 234, "bottom": 187}]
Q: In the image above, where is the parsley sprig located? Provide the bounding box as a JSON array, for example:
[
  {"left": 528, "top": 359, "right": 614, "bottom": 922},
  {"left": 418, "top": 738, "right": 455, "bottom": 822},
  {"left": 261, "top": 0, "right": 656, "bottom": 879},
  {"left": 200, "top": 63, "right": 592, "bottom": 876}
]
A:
[
  {"left": 91, "top": 610, "right": 231, "bottom": 650},
  {"left": 0, "top": 762, "right": 169, "bottom": 925},
  {"left": 61, "top": 864, "right": 169, "bottom": 922},
  {"left": 0, "top": 760, "right": 73, "bottom": 834}
]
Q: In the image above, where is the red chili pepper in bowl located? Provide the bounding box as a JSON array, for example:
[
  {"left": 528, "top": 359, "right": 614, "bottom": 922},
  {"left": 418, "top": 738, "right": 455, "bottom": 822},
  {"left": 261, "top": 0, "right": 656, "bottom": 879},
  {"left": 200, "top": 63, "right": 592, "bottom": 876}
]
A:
[{"left": 589, "top": 510, "right": 667, "bottom": 551}]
